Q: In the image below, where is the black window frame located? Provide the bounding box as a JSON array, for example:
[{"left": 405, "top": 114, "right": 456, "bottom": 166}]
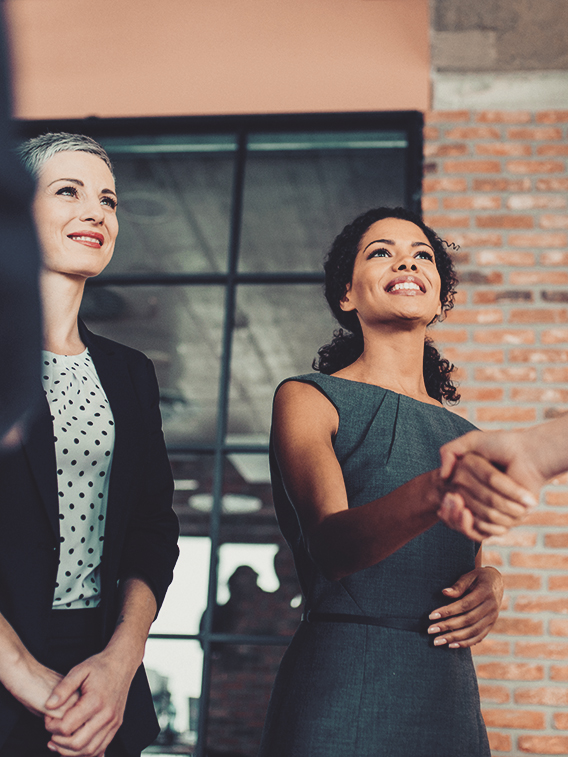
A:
[{"left": 16, "top": 110, "right": 423, "bottom": 756}]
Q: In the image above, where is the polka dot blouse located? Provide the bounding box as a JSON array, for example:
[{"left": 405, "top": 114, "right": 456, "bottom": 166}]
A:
[{"left": 41, "top": 349, "right": 115, "bottom": 610}]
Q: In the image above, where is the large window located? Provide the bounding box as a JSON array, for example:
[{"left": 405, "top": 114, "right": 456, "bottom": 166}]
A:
[{"left": 19, "top": 112, "right": 422, "bottom": 756}]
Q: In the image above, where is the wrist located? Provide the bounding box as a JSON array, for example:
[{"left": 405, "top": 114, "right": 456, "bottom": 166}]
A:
[{"left": 426, "top": 468, "right": 446, "bottom": 517}]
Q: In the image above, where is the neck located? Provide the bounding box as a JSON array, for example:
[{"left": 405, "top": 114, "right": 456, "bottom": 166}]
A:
[
  {"left": 335, "top": 322, "right": 436, "bottom": 404},
  {"left": 40, "top": 270, "right": 86, "bottom": 355}
]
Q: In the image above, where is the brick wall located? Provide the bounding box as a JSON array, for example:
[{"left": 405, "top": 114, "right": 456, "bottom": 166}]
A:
[{"left": 423, "top": 110, "right": 568, "bottom": 756}]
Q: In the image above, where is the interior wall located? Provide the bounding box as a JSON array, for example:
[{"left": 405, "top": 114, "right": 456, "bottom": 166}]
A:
[{"left": 4, "top": 0, "right": 430, "bottom": 120}]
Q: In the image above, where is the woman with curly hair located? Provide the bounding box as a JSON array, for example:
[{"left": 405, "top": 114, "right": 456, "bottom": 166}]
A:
[{"left": 259, "top": 207, "right": 529, "bottom": 756}]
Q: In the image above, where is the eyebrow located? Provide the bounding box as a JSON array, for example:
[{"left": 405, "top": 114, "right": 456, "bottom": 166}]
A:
[
  {"left": 362, "top": 238, "right": 434, "bottom": 254},
  {"left": 47, "top": 177, "right": 117, "bottom": 197}
]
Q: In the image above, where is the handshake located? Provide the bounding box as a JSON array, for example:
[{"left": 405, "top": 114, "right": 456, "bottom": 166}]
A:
[{"left": 438, "top": 414, "right": 567, "bottom": 542}]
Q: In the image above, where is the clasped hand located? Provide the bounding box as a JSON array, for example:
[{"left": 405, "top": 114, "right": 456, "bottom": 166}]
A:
[
  {"left": 437, "top": 430, "right": 542, "bottom": 542},
  {"left": 43, "top": 649, "right": 133, "bottom": 757}
]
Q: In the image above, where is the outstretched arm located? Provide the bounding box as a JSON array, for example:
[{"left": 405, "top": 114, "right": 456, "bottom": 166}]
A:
[
  {"left": 44, "top": 577, "right": 157, "bottom": 757},
  {"left": 437, "top": 417, "right": 568, "bottom": 540}
]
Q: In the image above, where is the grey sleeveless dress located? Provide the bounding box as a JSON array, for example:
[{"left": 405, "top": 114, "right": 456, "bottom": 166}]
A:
[{"left": 259, "top": 374, "right": 490, "bottom": 757}]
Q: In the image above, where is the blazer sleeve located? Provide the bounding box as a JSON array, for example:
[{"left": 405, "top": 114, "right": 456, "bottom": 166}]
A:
[{"left": 118, "top": 355, "right": 179, "bottom": 613}]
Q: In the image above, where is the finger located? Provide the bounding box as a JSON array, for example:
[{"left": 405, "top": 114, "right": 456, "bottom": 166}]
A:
[
  {"left": 429, "top": 597, "right": 494, "bottom": 633},
  {"left": 48, "top": 692, "right": 106, "bottom": 738},
  {"left": 454, "top": 453, "right": 538, "bottom": 509},
  {"left": 48, "top": 714, "right": 112, "bottom": 757},
  {"left": 46, "top": 667, "right": 88, "bottom": 710},
  {"left": 439, "top": 448, "right": 460, "bottom": 480},
  {"left": 438, "top": 495, "right": 489, "bottom": 541},
  {"left": 433, "top": 613, "right": 495, "bottom": 647}
]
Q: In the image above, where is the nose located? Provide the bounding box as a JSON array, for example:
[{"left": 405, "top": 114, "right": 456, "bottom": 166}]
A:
[
  {"left": 80, "top": 195, "right": 104, "bottom": 224},
  {"left": 394, "top": 257, "right": 418, "bottom": 272}
]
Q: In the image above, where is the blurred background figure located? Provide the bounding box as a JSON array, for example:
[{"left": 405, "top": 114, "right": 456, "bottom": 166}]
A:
[{"left": 0, "top": 5, "right": 41, "bottom": 449}]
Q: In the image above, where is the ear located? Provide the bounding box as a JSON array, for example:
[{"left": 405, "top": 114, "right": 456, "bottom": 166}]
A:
[
  {"left": 435, "top": 301, "right": 442, "bottom": 317},
  {"left": 339, "top": 283, "right": 356, "bottom": 313}
]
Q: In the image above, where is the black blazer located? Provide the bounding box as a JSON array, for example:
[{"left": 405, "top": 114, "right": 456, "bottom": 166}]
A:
[{"left": 0, "top": 322, "right": 179, "bottom": 754}]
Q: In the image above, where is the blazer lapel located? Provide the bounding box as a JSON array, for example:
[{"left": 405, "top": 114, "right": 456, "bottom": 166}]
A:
[
  {"left": 21, "top": 390, "right": 60, "bottom": 541},
  {"left": 79, "top": 322, "right": 145, "bottom": 536}
]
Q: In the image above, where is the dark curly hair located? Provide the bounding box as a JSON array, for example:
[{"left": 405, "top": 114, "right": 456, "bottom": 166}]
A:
[{"left": 313, "top": 207, "right": 460, "bottom": 404}]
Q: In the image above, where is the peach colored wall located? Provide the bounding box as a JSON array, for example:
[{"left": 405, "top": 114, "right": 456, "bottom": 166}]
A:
[{"left": 4, "top": 0, "right": 429, "bottom": 120}]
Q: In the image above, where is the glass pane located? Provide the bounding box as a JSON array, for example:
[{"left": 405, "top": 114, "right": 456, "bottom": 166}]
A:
[
  {"left": 101, "top": 135, "right": 236, "bottom": 274},
  {"left": 81, "top": 285, "right": 224, "bottom": 445},
  {"left": 143, "top": 638, "right": 203, "bottom": 753},
  {"left": 239, "top": 131, "right": 407, "bottom": 272},
  {"left": 151, "top": 535, "right": 210, "bottom": 636},
  {"left": 228, "top": 284, "right": 337, "bottom": 442},
  {"left": 207, "top": 644, "right": 289, "bottom": 757}
]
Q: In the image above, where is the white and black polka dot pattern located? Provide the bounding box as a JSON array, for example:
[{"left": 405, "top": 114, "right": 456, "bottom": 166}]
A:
[{"left": 42, "top": 349, "right": 114, "bottom": 610}]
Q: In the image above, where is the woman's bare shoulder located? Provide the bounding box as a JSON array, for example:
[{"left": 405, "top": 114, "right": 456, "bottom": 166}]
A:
[{"left": 273, "top": 379, "right": 338, "bottom": 436}]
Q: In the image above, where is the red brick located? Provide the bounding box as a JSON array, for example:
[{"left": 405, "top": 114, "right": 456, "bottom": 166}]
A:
[
  {"left": 443, "top": 195, "right": 501, "bottom": 210},
  {"left": 423, "top": 213, "right": 470, "bottom": 229},
  {"left": 423, "top": 125, "right": 439, "bottom": 140},
  {"left": 460, "top": 270, "right": 504, "bottom": 285},
  {"left": 508, "top": 127, "right": 563, "bottom": 140},
  {"left": 428, "top": 327, "right": 468, "bottom": 343},
  {"left": 537, "top": 144, "right": 568, "bottom": 156},
  {"left": 552, "top": 473, "right": 568, "bottom": 485},
  {"left": 502, "top": 574, "right": 542, "bottom": 590},
  {"left": 443, "top": 347, "right": 503, "bottom": 363},
  {"left": 487, "top": 531, "right": 537, "bottom": 547},
  {"left": 511, "top": 553, "right": 568, "bottom": 570},
  {"left": 445, "top": 160, "right": 501, "bottom": 174},
  {"left": 510, "top": 232, "right": 568, "bottom": 248},
  {"left": 544, "top": 407, "right": 568, "bottom": 419},
  {"left": 453, "top": 290, "right": 467, "bottom": 305},
  {"left": 542, "top": 291, "right": 568, "bottom": 304},
  {"left": 510, "top": 348, "right": 568, "bottom": 363},
  {"left": 516, "top": 641, "right": 568, "bottom": 659},
  {"left": 477, "top": 214, "right": 534, "bottom": 229},
  {"left": 507, "top": 160, "right": 565, "bottom": 174},
  {"left": 421, "top": 196, "right": 439, "bottom": 211},
  {"left": 475, "top": 366, "right": 536, "bottom": 382},
  {"left": 550, "top": 578, "right": 568, "bottom": 592},
  {"left": 424, "top": 143, "right": 469, "bottom": 158},
  {"left": 551, "top": 620, "right": 568, "bottom": 637},
  {"left": 451, "top": 231, "right": 503, "bottom": 247},
  {"left": 492, "top": 617, "right": 543, "bottom": 635},
  {"left": 554, "top": 712, "right": 568, "bottom": 728},
  {"left": 471, "top": 639, "right": 511, "bottom": 656},
  {"left": 476, "top": 406, "right": 536, "bottom": 423},
  {"left": 541, "top": 214, "right": 568, "bottom": 229},
  {"left": 511, "top": 387, "right": 568, "bottom": 403},
  {"left": 551, "top": 665, "right": 568, "bottom": 680},
  {"left": 426, "top": 110, "right": 470, "bottom": 123},
  {"left": 458, "top": 386, "right": 504, "bottom": 402},
  {"left": 536, "top": 111, "right": 568, "bottom": 123},
  {"left": 446, "top": 308, "right": 503, "bottom": 325},
  {"left": 474, "top": 178, "right": 532, "bottom": 192},
  {"left": 476, "top": 111, "right": 532, "bottom": 124},
  {"left": 536, "top": 178, "right": 568, "bottom": 191},
  {"left": 518, "top": 735, "right": 568, "bottom": 753},
  {"left": 474, "top": 290, "right": 532, "bottom": 304},
  {"left": 544, "top": 367, "right": 568, "bottom": 382},
  {"left": 511, "top": 271, "right": 568, "bottom": 285},
  {"left": 487, "top": 732, "right": 512, "bottom": 752},
  {"left": 542, "top": 251, "right": 568, "bottom": 266},
  {"left": 445, "top": 126, "right": 501, "bottom": 139},
  {"left": 508, "top": 195, "right": 567, "bottom": 210},
  {"left": 477, "top": 251, "right": 535, "bottom": 267},
  {"left": 516, "top": 687, "right": 568, "bottom": 705},
  {"left": 423, "top": 177, "right": 467, "bottom": 193},
  {"left": 476, "top": 662, "right": 543, "bottom": 681},
  {"left": 478, "top": 684, "right": 510, "bottom": 704},
  {"left": 545, "top": 492, "right": 568, "bottom": 507},
  {"left": 515, "top": 596, "right": 568, "bottom": 614},
  {"left": 476, "top": 142, "right": 532, "bottom": 157},
  {"left": 511, "top": 309, "right": 568, "bottom": 324},
  {"left": 482, "top": 709, "right": 544, "bottom": 729},
  {"left": 475, "top": 329, "right": 534, "bottom": 345},
  {"left": 525, "top": 512, "right": 568, "bottom": 527}
]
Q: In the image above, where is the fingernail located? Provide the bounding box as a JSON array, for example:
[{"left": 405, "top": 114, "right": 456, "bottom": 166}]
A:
[
  {"left": 522, "top": 493, "right": 538, "bottom": 508},
  {"left": 449, "top": 642, "right": 460, "bottom": 648},
  {"left": 433, "top": 637, "right": 447, "bottom": 646},
  {"left": 429, "top": 612, "right": 441, "bottom": 620},
  {"left": 46, "top": 695, "right": 59, "bottom": 707},
  {"left": 428, "top": 626, "right": 440, "bottom": 634},
  {"left": 48, "top": 745, "right": 57, "bottom": 752}
]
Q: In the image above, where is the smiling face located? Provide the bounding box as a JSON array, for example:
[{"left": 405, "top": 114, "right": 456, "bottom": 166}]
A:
[
  {"left": 340, "top": 217, "right": 442, "bottom": 329},
  {"left": 33, "top": 150, "right": 118, "bottom": 279}
]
